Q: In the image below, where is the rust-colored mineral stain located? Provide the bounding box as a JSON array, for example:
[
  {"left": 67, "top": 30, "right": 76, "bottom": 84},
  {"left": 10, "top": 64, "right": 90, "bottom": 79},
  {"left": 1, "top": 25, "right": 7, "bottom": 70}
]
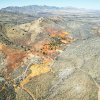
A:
[
  {"left": 46, "top": 28, "right": 69, "bottom": 38},
  {"left": 0, "top": 43, "right": 26, "bottom": 73},
  {"left": 20, "top": 62, "right": 51, "bottom": 86}
]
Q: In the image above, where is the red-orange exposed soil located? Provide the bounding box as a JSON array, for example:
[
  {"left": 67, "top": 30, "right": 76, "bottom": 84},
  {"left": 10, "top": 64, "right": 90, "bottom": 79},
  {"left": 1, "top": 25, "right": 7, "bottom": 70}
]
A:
[
  {"left": 0, "top": 28, "right": 74, "bottom": 74},
  {"left": 0, "top": 43, "right": 26, "bottom": 73}
]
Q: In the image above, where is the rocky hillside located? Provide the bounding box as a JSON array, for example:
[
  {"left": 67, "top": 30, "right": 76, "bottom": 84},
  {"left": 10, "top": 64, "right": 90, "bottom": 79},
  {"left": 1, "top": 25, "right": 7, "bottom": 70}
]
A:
[
  {"left": 16, "top": 37, "right": 100, "bottom": 100},
  {"left": 0, "top": 7, "right": 100, "bottom": 99}
]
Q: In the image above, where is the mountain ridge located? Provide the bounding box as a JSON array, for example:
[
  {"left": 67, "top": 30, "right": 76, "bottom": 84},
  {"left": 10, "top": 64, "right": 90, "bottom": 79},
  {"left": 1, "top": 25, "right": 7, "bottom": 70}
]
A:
[{"left": 1, "top": 5, "right": 97, "bottom": 15}]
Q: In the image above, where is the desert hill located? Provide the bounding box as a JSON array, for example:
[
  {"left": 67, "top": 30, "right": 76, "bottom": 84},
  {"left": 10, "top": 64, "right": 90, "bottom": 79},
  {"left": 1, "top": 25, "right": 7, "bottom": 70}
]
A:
[{"left": 0, "top": 5, "right": 100, "bottom": 100}]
